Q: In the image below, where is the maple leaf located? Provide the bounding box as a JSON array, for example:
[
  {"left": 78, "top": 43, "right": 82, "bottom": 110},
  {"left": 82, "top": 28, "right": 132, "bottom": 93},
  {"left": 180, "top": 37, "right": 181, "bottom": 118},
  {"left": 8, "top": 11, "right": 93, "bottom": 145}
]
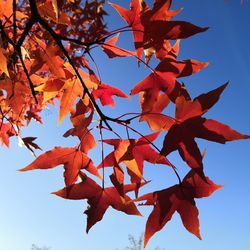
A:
[
  {"left": 25, "top": 109, "right": 43, "bottom": 125},
  {"left": 161, "top": 83, "right": 250, "bottom": 169},
  {"left": 19, "top": 147, "right": 101, "bottom": 186},
  {"left": 140, "top": 88, "right": 170, "bottom": 113},
  {"left": 139, "top": 92, "right": 175, "bottom": 131},
  {"left": 92, "top": 83, "right": 128, "bottom": 107},
  {"left": 110, "top": 0, "right": 144, "bottom": 59},
  {"left": 137, "top": 169, "right": 222, "bottom": 247},
  {"left": 64, "top": 66, "right": 99, "bottom": 89},
  {"left": 38, "top": 43, "right": 66, "bottom": 79},
  {"left": 131, "top": 57, "right": 209, "bottom": 97},
  {"left": 143, "top": 21, "right": 208, "bottom": 50},
  {"left": 53, "top": 174, "right": 141, "bottom": 232},
  {"left": 0, "top": 77, "right": 32, "bottom": 117},
  {"left": 21, "top": 137, "right": 42, "bottom": 155},
  {"left": 111, "top": 0, "right": 208, "bottom": 59},
  {"left": 37, "top": 0, "right": 70, "bottom": 25},
  {"left": 37, "top": 76, "right": 83, "bottom": 125},
  {"left": 144, "top": 38, "right": 180, "bottom": 65},
  {"left": 131, "top": 55, "right": 208, "bottom": 113},
  {"left": 147, "top": 0, "right": 183, "bottom": 22},
  {"left": 155, "top": 39, "right": 180, "bottom": 62},
  {"left": 35, "top": 78, "right": 65, "bottom": 104},
  {"left": 63, "top": 104, "right": 96, "bottom": 154},
  {"left": 120, "top": 133, "right": 174, "bottom": 181},
  {"left": 99, "top": 133, "right": 173, "bottom": 191},
  {"left": 101, "top": 33, "right": 136, "bottom": 58},
  {"left": 58, "top": 77, "right": 83, "bottom": 124},
  {"left": 98, "top": 139, "right": 135, "bottom": 196}
]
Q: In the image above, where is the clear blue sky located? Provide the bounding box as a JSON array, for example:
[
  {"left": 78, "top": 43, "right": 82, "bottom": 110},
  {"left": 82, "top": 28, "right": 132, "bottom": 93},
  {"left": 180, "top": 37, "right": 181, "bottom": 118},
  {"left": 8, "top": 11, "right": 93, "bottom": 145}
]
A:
[{"left": 1, "top": 1, "right": 250, "bottom": 250}]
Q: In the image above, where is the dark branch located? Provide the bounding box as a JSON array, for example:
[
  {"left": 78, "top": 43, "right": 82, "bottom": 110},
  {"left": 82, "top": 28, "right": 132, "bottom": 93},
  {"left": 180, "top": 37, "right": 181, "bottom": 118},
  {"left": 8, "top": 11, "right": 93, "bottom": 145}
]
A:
[{"left": 13, "top": 0, "right": 17, "bottom": 43}]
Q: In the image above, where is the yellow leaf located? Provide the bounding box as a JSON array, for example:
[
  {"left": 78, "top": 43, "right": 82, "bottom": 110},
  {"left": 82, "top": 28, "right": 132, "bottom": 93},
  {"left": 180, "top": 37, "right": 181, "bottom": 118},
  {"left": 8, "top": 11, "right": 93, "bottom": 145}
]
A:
[
  {"left": 51, "top": 0, "right": 58, "bottom": 19},
  {"left": 40, "top": 45, "right": 65, "bottom": 78},
  {"left": 58, "top": 78, "right": 83, "bottom": 124},
  {"left": 123, "top": 159, "right": 144, "bottom": 180},
  {"left": 21, "top": 46, "right": 30, "bottom": 61},
  {"left": 35, "top": 79, "right": 64, "bottom": 104}
]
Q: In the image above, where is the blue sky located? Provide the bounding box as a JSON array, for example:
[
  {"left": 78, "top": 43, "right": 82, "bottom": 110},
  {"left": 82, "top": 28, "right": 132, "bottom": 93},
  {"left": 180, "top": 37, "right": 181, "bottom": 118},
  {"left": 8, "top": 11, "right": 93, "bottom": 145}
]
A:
[{"left": 1, "top": 1, "right": 250, "bottom": 250}]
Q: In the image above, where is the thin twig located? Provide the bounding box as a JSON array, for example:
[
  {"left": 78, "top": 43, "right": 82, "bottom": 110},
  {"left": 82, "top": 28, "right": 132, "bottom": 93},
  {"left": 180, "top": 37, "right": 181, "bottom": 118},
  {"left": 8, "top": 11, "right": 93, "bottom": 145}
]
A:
[
  {"left": 101, "top": 126, "right": 122, "bottom": 139},
  {"left": 125, "top": 125, "right": 130, "bottom": 140},
  {"left": 87, "top": 51, "right": 102, "bottom": 84},
  {"left": 57, "top": 26, "right": 130, "bottom": 48},
  {"left": 100, "top": 28, "right": 145, "bottom": 43}
]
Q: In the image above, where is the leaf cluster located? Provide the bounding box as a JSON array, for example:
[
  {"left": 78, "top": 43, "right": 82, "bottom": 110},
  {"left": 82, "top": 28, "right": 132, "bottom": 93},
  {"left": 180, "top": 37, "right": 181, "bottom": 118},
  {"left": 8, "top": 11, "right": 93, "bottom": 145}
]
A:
[{"left": 0, "top": 0, "right": 249, "bottom": 248}]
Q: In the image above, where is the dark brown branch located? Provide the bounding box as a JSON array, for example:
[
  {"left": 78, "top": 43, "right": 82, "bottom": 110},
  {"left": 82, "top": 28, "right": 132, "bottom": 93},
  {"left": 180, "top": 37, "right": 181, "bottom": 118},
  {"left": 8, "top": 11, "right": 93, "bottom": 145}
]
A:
[
  {"left": 57, "top": 26, "right": 130, "bottom": 48},
  {"left": 37, "top": 16, "right": 113, "bottom": 130},
  {"left": 27, "top": 0, "right": 180, "bottom": 186},
  {"left": 24, "top": 1, "right": 140, "bottom": 129},
  {"left": 13, "top": 0, "right": 17, "bottom": 43},
  {"left": 5, "top": 18, "right": 35, "bottom": 76},
  {"left": 0, "top": 17, "right": 34, "bottom": 85}
]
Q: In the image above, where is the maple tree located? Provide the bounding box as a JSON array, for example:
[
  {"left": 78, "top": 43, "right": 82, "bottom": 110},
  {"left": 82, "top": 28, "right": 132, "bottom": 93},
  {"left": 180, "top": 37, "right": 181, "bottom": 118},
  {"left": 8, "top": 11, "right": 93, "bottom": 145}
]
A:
[{"left": 0, "top": 0, "right": 249, "bottom": 248}]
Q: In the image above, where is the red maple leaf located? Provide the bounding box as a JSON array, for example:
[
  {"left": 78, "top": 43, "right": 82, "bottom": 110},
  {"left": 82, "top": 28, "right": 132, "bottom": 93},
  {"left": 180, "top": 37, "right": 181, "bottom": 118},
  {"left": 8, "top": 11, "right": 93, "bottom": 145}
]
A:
[
  {"left": 110, "top": 0, "right": 208, "bottom": 59},
  {"left": 161, "top": 83, "right": 250, "bottom": 169},
  {"left": 136, "top": 169, "right": 223, "bottom": 247},
  {"left": 131, "top": 57, "right": 209, "bottom": 97},
  {"left": 99, "top": 132, "right": 173, "bottom": 179},
  {"left": 98, "top": 132, "right": 173, "bottom": 197},
  {"left": 53, "top": 174, "right": 141, "bottom": 232},
  {"left": 19, "top": 147, "right": 101, "bottom": 186},
  {"left": 92, "top": 83, "right": 128, "bottom": 107},
  {"left": 63, "top": 101, "right": 96, "bottom": 154}
]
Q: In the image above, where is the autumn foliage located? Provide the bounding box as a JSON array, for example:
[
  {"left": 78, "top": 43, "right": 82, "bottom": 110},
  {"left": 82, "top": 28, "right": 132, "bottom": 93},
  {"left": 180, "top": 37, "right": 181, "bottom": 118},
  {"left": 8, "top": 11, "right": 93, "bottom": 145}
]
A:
[{"left": 0, "top": 0, "right": 249, "bottom": 248}]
